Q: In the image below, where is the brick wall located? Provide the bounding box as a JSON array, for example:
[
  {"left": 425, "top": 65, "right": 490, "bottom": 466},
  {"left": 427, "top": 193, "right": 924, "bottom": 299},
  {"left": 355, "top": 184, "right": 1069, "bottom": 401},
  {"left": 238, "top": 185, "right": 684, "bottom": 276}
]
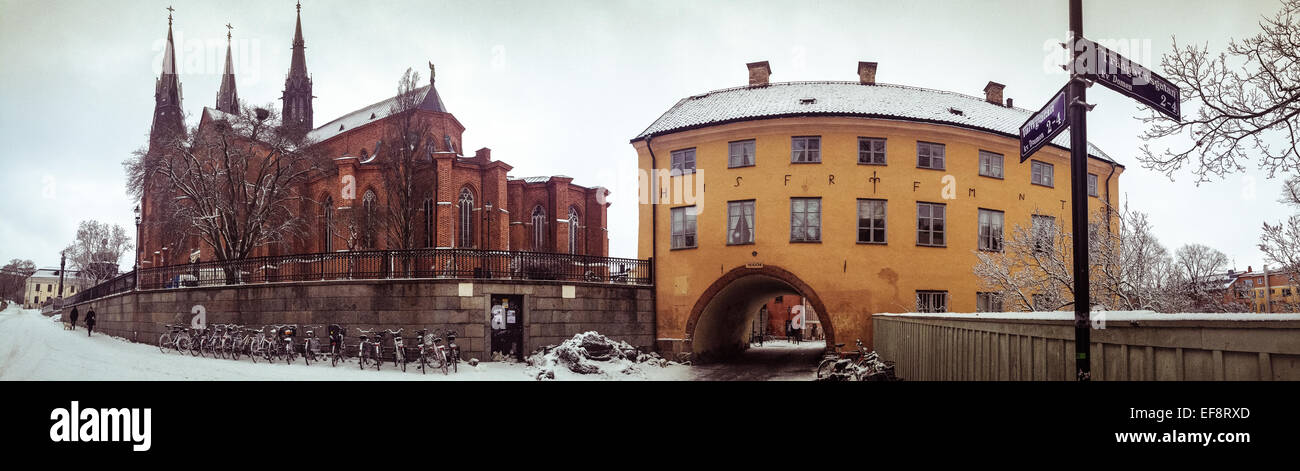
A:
[{"left": 68, "top": 279, "right": 654, "bottom": 361}]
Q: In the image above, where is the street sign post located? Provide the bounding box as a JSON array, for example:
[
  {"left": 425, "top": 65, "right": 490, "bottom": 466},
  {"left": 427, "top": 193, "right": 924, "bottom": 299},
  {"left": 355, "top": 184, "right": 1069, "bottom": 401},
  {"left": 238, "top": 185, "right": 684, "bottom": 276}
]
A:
[
  {"left": 1076, "top": 37, "right": 1181, "bottom": 121},
  {"left": 1019, "top": 84, "right": 1070, "bottom": 163}
]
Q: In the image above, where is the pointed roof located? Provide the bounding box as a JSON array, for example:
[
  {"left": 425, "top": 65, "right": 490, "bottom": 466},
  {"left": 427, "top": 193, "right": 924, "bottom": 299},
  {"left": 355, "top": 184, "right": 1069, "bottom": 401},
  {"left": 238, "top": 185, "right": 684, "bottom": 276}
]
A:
[
  {"left": 215, "top": 25, "right": 239, "bottom": 115},
  {"left": 305, "top": 84, "right": 452, "bottom": 143},
  {"left": 150, "top": 8, "right": 185, "bottom": 143},
  {"left": 288, "top": 1, "right": 307, "bottom": 80}
]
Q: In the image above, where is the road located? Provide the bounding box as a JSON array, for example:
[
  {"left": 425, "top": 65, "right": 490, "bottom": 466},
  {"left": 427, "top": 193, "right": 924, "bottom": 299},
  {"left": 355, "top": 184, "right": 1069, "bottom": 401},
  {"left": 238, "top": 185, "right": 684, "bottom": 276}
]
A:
[{"left": 688, "top": 341, "right": 824, "bottom": 381}]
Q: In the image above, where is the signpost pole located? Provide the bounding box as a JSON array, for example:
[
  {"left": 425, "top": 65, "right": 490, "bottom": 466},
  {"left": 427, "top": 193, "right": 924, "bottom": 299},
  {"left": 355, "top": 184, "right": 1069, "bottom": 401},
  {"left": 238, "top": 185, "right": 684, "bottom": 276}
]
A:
[{"left": 1068, "top": 0, "right": 1091, "bottom": 381}]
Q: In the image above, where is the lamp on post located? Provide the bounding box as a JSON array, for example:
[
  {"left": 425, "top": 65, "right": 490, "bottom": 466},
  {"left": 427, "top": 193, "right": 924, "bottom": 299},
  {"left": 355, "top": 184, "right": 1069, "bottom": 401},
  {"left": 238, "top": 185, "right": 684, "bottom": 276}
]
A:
[
  {"left": 484, "top": 201, "right": 493, "bottom": 250},
  {"left": 134, "top": 204, "right": 141, "bottom": 289}
]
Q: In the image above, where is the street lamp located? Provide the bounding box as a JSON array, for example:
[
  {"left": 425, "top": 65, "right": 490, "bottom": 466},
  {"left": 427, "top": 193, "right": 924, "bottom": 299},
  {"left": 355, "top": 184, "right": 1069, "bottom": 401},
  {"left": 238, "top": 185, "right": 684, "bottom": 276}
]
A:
[{"left": 134, "top": 204, "right": 141, "bottom": 289}]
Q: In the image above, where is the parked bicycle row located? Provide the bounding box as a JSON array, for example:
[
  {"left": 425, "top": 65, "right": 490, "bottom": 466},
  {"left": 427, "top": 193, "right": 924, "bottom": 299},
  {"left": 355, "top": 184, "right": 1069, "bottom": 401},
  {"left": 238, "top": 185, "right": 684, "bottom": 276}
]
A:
[{"left": 157, "top": 323, "right": 463, "bottom": 374}]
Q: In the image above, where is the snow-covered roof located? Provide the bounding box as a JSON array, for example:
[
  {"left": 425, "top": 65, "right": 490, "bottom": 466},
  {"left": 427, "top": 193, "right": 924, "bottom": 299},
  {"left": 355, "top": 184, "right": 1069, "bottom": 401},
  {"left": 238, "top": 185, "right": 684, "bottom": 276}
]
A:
[
  {"left": 633, "top": 81, "right": 1117, "bottom": 164},
  {"left": 28, "top": 268, "right": 80, "bottom": 280},
  {"left": 513, "top": 175, "right": 573, "bottom": 184},
  {"left": 306, "top": 84, "right": 447, "bottom": 144},
  {"left": 876, "top": 311, "right": 1300, "bottom": 322}
]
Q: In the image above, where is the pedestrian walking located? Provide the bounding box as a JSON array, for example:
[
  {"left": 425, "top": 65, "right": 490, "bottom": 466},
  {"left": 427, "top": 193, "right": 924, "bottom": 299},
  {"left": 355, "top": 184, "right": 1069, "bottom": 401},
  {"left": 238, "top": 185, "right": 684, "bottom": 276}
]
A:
[
  {"left": 784, "top": 319, "right": 792, "bottom": 342},
  {"left": 84, "top": 306, "right": 96, "bottom": 337},
  {"left": 69, "top": 306, "right": 79, "bottom": 331}
]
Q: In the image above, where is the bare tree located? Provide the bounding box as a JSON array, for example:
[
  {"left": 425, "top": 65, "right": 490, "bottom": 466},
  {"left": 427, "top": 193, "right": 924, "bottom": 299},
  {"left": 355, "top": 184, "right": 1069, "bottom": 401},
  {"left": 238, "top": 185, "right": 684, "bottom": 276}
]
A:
[
  {"left": 380, "top": 68, "right": 435, "bottom": 253},
  {"left": 1170, "top": 244, "right": 1237, "bottom": 312},
  {"left": 123, "top": 105, "right": 327, "bottom": 280},
  {"left": 0, "top": 259, "right": 37, "bottom": 302},
  {"left": 1139, "top": 0, "right": 1300, "bottom": 182},
  {"left": 1259, "top": 174, "right": 1300, "bottom": 288},
  {"left": 975, "top": 207, "right": 1193, "bottom": 313},
  {"left": 64, "top": 220, "right": 133, "bottom": 283}
]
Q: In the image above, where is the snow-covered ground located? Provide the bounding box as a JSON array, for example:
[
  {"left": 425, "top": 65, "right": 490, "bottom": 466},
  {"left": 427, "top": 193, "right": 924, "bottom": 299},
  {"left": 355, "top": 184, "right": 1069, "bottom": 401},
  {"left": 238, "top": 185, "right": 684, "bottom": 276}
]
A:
[{"left": 0, "top": 304, "right": 693, "bottom": 381}]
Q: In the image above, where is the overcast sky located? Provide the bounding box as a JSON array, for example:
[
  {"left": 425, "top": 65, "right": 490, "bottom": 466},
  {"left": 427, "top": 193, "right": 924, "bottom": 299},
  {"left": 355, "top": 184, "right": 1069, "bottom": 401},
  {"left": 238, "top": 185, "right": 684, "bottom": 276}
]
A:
[{"left": 0, "top": 0, "right": 1290, "bottom": 271}]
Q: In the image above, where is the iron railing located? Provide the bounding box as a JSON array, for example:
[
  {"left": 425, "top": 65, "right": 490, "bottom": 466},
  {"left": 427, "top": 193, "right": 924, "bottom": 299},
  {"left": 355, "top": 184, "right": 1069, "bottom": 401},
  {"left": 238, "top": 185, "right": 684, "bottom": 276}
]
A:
[
  {"left": 135, "top": 248, "right": 652, "bottom": 290},
  {"left": 63, "top": 270, "right": 137, "bottom": 306}
]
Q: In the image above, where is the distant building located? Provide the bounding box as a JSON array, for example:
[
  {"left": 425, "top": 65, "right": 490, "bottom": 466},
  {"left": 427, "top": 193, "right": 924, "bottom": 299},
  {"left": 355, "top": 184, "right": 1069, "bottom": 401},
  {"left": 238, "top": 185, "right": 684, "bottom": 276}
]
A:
[
  {"left": 23, "top": 268, "right": 88, "bottom": 309},
  {"left": 1226, "top": 266, "right": 1298, "bottom": 313}
]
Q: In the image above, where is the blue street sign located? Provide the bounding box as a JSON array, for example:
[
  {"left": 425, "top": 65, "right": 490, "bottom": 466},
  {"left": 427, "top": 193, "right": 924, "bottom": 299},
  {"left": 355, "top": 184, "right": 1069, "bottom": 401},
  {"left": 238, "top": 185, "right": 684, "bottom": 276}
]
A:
[
  {"left": 1019, "top": 84, "right": 1070, "bottom": 163},
  {"left": 1076, "top": 38, "right": 1181, "bottom": 121}
]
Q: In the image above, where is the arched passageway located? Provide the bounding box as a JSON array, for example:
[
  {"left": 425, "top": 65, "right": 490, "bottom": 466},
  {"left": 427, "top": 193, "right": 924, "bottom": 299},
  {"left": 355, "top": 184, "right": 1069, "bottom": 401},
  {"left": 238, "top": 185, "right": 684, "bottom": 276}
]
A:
[{"left": 684, "top": 265, "right": 835, "bottom": 364}]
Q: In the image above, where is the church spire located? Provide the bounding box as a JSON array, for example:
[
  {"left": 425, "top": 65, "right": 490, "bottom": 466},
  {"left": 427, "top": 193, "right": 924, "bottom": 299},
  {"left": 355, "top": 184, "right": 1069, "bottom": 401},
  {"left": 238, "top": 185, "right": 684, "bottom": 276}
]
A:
[
  {"left": 281, "top": 0, "right": 314, "bottom": 132},
  {"left": 215, "top": 23, "right": 239, "bottom": 115},
  {"left": 150, "top": 5, "right": 185, "bottom": 146}
]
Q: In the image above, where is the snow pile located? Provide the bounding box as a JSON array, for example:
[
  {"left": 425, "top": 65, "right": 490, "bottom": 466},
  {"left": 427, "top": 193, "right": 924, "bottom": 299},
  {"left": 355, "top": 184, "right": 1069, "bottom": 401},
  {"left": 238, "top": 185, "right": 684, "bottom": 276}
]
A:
[{"left": 525, "top": 331, "right": 672, "bottom": 380}]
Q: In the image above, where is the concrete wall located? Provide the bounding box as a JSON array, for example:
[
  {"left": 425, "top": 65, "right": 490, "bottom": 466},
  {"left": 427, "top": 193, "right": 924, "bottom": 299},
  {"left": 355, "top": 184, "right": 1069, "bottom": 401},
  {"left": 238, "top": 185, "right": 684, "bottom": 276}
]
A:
[
  {"left": 67, "top": 279, "right": 654, "bottom": 361},
  {"left": 873, "top": 314, "right": 1300, "bottom": 381}
]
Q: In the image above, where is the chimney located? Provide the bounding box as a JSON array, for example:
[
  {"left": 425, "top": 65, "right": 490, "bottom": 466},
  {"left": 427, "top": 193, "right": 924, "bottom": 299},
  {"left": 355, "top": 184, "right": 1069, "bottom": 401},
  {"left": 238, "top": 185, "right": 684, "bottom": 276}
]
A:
[
  {"left": 983, "top": 81, "right": 1005, "bottom": 105},
  {"left": 858, "top": 61, "right": 878, "bottom": 85},
  {"left": 475, "top": 147, "right": 492, "bottom": 162},
  {"left": 747, "top": 61, "right": 772, "bottom": 87},
  {"left": 1005, "top": 98, "right": 1014, "bottom": 108}
]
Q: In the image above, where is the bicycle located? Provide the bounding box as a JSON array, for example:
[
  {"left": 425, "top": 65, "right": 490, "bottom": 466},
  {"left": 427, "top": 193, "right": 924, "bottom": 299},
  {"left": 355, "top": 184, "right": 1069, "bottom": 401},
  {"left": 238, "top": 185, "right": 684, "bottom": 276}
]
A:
[
  {"left": 387, "top": 328, "right": 406, "bottom": 372},
  {"left": 302, "top": 325, "right": 323, "bottom": 366},
  {"left": 413, "top": 328, "right": 433, "bottom": 374},
  {"left": 247, "top": 326, "right": 272, "bottom": 363},
  {"left": 444, "top": 328, "right": 460, "bottom": 373},
  {"left": 276, "top": 325, "right": 298, "bottom": 365},
  {"left": 158, "top": 324, "right": 192, "bottom": 354},
  {"left": 816, "top": 339, "right": 881, "bottom": 381},
  {"left": 328, "top": 324, "right": 346, "bottom": 367},
  {"left": 356, "top": 328, "right": 381, "bottom": 371}
]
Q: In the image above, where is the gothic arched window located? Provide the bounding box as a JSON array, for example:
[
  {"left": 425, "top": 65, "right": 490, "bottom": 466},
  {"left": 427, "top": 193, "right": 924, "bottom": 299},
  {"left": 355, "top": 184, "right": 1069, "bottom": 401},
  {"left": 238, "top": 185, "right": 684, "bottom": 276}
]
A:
[
  {"left": 458, "top": 188, "right": 474, "bottom": 248},
  {"left": 422, "top": 196, "right": 433, "bottom": 248},
  {"left": 568, "top": 207, "right": 580, "bottom": 254},
  {"left": 531, "top": 206, "right": 548, "bottom": 251},
  {"left": 322, "top": 196, "right": 334, "bottom": 252},
  {"left": 362, "top": 190, "right": 377, "bottom": 249}
]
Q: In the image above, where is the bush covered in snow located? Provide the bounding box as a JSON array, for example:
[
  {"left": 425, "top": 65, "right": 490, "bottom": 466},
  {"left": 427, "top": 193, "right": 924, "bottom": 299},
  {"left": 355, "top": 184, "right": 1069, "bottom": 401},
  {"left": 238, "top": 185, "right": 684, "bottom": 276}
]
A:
[{"left": 525, "top": 331, "right": 673, "bottom": 380}]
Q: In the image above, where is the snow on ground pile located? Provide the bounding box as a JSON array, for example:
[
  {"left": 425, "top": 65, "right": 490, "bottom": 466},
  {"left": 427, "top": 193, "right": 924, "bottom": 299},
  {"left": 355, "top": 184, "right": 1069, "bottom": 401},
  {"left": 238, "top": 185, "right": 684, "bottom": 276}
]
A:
[{"left": 525, "top": 331, "right": 675, "bottom": 380}]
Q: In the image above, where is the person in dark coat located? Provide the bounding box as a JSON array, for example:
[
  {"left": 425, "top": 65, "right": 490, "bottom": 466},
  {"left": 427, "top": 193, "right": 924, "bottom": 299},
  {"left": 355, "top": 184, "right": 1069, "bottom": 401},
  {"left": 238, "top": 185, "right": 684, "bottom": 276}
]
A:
[
  {"left": 69, "top": 306, "right": 79, "bottom": 331},
  {"left": 84, "top": 306, "right": 96, "bottom": 337}
]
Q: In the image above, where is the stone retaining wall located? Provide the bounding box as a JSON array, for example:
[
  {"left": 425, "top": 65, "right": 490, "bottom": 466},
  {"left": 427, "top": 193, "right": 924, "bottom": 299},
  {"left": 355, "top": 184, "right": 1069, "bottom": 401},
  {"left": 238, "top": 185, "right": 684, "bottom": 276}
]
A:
[{"left": 67, "top": 279, "right": 654, "bottom": 361}]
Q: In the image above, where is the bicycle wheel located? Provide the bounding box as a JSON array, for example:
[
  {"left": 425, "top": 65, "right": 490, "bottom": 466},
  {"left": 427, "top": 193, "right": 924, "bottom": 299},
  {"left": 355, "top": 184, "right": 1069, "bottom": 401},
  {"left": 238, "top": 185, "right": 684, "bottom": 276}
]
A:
[
  {"left": 439, "top": 352, "right": 448, "bottom": 375},
  {"left": 249, "top": 342, "right": 259, "bottom": 363},
  {"left": 177, "top": 336, "right": 192, "bottom": 354},
  {"left": 419, "top": 353, "right": 427, "bottom": 375},
  {"left": 374, "top": 347, "right": 382, "bottom": 371},
  {"left": 398, "top": 349, "right": 406, "bottom": 372},
  {"left": 816, "top": 358, "right": 836, "bottom": 380},
  {"left": 358, "top": 345, "right": 367, "bottom": 370},
  {"left": 230, "top": 340, "right": 241, "bottom": 361},
  {"left": 159, "top": 334, "right": 172, "bottom": 354}
]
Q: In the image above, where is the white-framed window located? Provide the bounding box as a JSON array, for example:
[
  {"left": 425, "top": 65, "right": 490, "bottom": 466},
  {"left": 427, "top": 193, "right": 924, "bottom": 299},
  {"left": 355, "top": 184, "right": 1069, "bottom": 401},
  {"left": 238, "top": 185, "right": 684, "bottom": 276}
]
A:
[
  {"left": 727, "top": 200, "right": 755, "bottom": 245},
  {"left": 917, "top": 290, "right": 948, "bottom": 313},
  {"left": 1031, "top": 160, "right": 1054, "bottom": 187},
  {"left": 458, "top": 188, "right": 474, "bottom": 248},
  {"left": 670, "top": 148, "right": 696, "bottom": 175},
  {"left": 791, "top": 136, "right": 821, "bottom": 163},
  {"left": 729, "top": 140, "right": 756, "bottom": 168},
  {"left": 917, "top": 141, "right": 945, "bottom": 169},
  {"left": 670, "top": 206, "right": 698, "bottom": 249},
  {"left": 858, "top": 137, "right": 887, "bottom": 165},
  {"left": 978, "top": 208, "right": 1004, "bottom": 252},
  {"left": 916, "top": 202, "right": 946, "bottom": 247},
  {"left": 790, "top": 197, "right": 821, "bottom": 242},
  {"left": 977, "top": 292, "right": 1003, "bottom": 312},
  {"left": 979, "top": 150, "right": 1004, "bottom": 178},
  {"left": 857, "top": 199, "right": 886, "bottom": 244},
  {"left": 1087, "top": 173, "right": 1099, "bottom": 197},
  {"left": 531, "top": 206, "right": 548, "bottom": 251}
]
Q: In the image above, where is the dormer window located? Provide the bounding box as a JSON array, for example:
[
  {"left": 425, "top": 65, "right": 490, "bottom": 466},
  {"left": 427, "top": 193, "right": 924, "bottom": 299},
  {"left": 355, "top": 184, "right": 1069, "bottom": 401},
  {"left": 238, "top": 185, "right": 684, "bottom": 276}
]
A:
[{"left": 799, "top": 98, "right": 816, "bottom": 105}]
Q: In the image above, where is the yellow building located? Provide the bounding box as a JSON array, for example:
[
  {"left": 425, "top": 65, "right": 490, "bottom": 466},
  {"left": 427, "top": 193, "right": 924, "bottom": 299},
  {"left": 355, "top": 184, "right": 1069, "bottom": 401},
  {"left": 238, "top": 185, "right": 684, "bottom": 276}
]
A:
[
  {"left": 23, "top": 268, "right": 87, "bottom": 309},
  {"left": 632, "top": 61, "right": 1123, "bottom": 358}
]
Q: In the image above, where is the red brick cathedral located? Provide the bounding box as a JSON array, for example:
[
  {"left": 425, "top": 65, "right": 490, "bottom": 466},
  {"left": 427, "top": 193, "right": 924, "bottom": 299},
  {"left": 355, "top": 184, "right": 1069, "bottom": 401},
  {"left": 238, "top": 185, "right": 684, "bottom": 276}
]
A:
[{"left": 138, "top": 4, "right": 609, "bottom": 269}]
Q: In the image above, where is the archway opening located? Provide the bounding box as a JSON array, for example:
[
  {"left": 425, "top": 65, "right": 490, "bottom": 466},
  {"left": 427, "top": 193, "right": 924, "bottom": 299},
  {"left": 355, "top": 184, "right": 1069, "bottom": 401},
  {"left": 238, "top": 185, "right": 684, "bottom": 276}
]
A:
[{"left": 685, "top": 266, "right": 834, "bottom": 372}]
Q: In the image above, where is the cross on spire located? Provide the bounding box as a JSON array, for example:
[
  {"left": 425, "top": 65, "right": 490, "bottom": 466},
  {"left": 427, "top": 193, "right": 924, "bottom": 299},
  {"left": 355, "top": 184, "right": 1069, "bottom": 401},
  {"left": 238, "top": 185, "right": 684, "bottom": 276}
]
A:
[
  {"left": 226, "top": 23, "right": 232, "bottom": 41},
  {"left": 296, "top": 1, "right": 301, "bottom": 13},
  {"left": 166, "top": 6, "right": 174, "bottom": 25}
]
